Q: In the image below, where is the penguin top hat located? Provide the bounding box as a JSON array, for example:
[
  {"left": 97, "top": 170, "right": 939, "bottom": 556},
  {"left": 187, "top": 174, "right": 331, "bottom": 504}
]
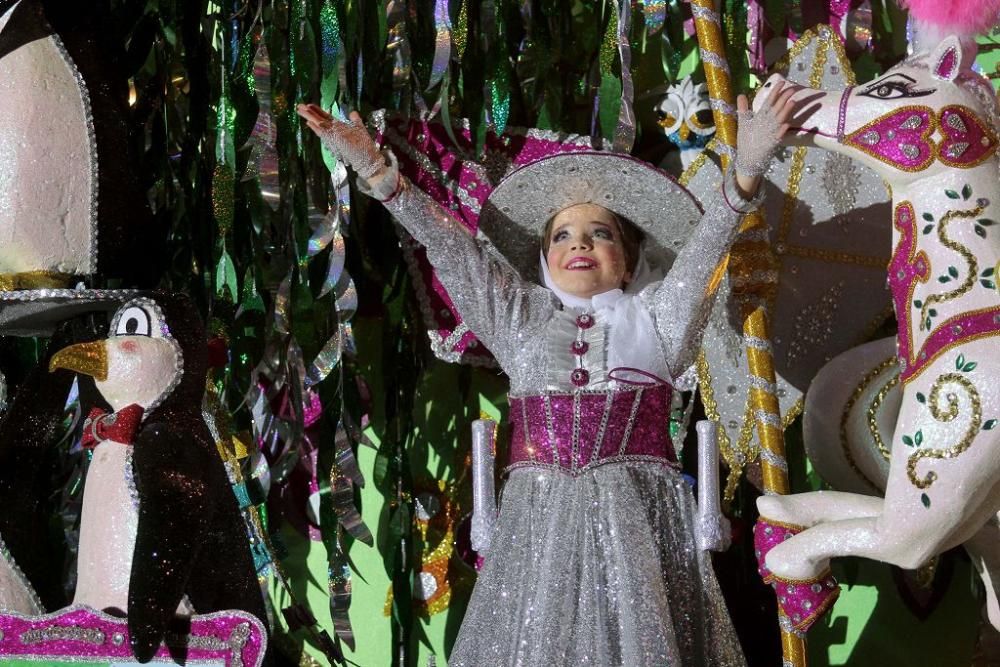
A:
[{"left": 49, "top": 297, "right": 184, "bottom": 412}]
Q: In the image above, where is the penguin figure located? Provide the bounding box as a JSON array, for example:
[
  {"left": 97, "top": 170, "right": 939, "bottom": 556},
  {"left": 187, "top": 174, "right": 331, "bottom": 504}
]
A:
[{"left": 48, "top": 294, "right": 268, "bottom": 662}]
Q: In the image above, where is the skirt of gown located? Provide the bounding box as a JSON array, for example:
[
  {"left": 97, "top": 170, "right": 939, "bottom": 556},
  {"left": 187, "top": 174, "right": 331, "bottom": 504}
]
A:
[{"left": 449, "top": 460, "right": 746, "bottom": 666}]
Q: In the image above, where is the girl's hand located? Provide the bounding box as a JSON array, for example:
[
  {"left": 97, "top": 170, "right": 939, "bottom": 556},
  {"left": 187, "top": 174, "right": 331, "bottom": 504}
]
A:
[
  {"left": 733, "top": 76, "right": 800, "bottom": 197},
  {"left": 296, "top": 104, "right": 387, "bottom": 181}
]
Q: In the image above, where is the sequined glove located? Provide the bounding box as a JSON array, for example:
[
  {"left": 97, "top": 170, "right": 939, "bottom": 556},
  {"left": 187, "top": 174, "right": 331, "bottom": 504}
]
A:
[
  {"left": 313, "top": 114, "right": 386, "bottom": 179},
  {"left": 734, "top": 77, "right": 798, "bottom": 178}
]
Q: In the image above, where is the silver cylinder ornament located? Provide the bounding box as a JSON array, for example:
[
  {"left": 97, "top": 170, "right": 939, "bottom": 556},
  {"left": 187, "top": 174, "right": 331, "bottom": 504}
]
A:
[
  {"left": 470, "top": 419, "right": 498, "bottom": 555},
  {"left": 696, "top": 419, "right": 730, "bottom": 552}
]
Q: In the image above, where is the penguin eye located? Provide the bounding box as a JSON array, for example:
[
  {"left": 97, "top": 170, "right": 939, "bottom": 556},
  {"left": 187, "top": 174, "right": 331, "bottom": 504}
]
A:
[{"left": 115, "top": 306, "right": 152, "bottom": 337}]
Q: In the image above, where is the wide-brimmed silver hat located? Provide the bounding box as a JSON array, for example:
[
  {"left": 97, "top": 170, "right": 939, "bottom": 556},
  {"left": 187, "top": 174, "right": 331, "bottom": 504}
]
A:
[{"left": 477, "top": 151, "right": 703, "bottom": 280}]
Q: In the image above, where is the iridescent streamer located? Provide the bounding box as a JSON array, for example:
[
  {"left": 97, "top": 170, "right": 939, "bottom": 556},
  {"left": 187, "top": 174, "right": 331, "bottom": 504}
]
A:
[
  {"left": 386, "top": 0, "right": 412, "bottom": 91},
  {"left": 334, "top": 422, "right": 367, "bottom": 491},
  {"left": 334, "top": 276, "right": 358, "bottom": 323},
  {"left": 612, "top": 0, "right": 636, "bottom": 152},
  {"left": 321, "top": 231, "right": 347, "bottom": 298},
  {"left": 273, "top": 270, "right": 293, "bottom": 335},
  {"left": 427, "top": 0, "right": 452, "bottom": 90},
  {"left": 307, "top": 209, "right": 339, "bottom": 259},
  {"left": 244, "top": 40, "right": 281, "bottom": 210},
  {"left": 0, "top": 369, "right": 6, "bottom": 412},
  {"left": 328, "top": 551, "right": 354, "bottom": 650},
  {"left": 643, "top": 0, "right": 667, "bottom": 34},
  {"left": 327, "top": 423, "right": 372, "bottom": 653},
  {"left": 286, "top": 338, "right": 308, "bottom": 430},
  {"left": 305, "top": 327, "right": 343, "bottom": 386}
]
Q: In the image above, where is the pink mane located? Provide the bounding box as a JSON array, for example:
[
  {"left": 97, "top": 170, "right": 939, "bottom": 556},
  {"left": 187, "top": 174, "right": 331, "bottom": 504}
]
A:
[{"left": 899, "top": 0, "right": 1000, "bottom": 36}]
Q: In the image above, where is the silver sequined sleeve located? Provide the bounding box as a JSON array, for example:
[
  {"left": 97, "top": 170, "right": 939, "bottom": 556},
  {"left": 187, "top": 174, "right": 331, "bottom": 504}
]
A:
[
  {"left": 641, "top": 166, "right": 763, "bottom": 377},
  {"left": 359, "top": 154, "right": 556, "bottom": 362}
]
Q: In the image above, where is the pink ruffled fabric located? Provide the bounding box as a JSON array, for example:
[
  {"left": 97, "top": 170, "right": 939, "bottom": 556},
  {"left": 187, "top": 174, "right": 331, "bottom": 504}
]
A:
[{"left": 900, "top": 0, "right": 1000, "bottom": 36}]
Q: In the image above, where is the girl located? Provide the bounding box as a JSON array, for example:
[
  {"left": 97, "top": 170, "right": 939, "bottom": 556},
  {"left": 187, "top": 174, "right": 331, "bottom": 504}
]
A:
[{"left": 299, "top": 79, "right": 798, "bottom": 666}]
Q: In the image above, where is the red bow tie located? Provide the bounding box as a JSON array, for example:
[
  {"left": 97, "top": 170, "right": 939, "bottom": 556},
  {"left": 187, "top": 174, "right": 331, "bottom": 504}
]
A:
[{"left": 81, "top": 405, "right": 145, "bottom": 449}]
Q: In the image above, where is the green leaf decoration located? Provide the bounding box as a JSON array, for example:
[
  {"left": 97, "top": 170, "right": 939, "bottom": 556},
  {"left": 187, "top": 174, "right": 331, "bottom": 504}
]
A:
[
  {"left": 215, "top": 250, "right": 239, "bottom": 303},
  {"left": 948, "top": 266, "right": 959, "bottom": 278},
  {"left": 916, "top": 392, "right": 926, "bottom": 403},
  {"left": 982, "top": 280, "right": 996, "bottom": 289},
  {"left": 957, "top": 353, "right": 966, "bottom": 369},
  {"left": 963, "top": 361, "right": 978, "bottom": 372},
  {"left": 938, "top": 276, "right": 951, "bottom": 283},
  {"left": 983, "top": 268, "right": 996, "bottom": 277},
  {"left": 922, "top": 212, "right": 934, "bottom": 221},
  {"left": 983, "top": 419, "right": 998, "bottom": 431},
  {"left": 925, "top": 317, "right": 932, "bottom": 330},
  {"left": 923, "top": 224, "right": 934, "bottom": 235},
  {"left": 913, "top": 299, "right": 922, "bottom": 308},
  {"left": 929, "top": 309, "right": 937, "bottom": 316},
  {"left": 976, "top": 225, "right": 987, "bottom": 238},
  {"left": 921, "top": 493, "right": 931, "bottom": 508},
  {"left": 902, "top": 434, "right": 914, "bottom": 446},
  {"left": 915, "top": 430, "right": 923, "bottom": 446},
  {"left": 962, "top": 183, "right": 972, "bottom": 199},
  {"left": 979, "top": 219, "right": 996, "bottom": 226},
  {"left": 945, "top": 189, "right": 960, "bottom": 199}
]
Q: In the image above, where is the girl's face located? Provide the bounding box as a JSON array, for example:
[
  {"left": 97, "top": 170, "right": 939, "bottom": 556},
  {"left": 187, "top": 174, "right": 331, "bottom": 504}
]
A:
[{"left": 545, "top": 203, "right": 632, "bottom": 299}]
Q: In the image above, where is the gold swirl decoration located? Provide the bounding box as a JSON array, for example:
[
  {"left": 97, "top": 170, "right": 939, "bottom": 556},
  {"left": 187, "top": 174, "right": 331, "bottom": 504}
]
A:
[
  {"left": 867, "top": 369, "right": 899, "bottom": 462},
  {"left": 838, "top": 356, "right": 897, "bottom": 494},
  {"left": 907, "top": 372, "right": 982, "bottom": 489},
  {"left": 919, "top": 201, "right": 985, "bottom": 329}
]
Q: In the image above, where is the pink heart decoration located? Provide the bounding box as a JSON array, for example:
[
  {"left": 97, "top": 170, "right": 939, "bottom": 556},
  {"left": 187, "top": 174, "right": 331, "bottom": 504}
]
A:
[
  {"left": 937, "top": 105, "right": 999, "bottom": 168},
  {"left": 845, "top": 106, "right": 934, "bottom": 171}
]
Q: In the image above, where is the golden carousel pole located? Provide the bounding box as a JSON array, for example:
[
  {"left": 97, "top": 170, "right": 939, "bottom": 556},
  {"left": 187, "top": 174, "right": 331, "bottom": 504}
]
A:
[{"left": 689, "top": 1, "right": 808, "bottom": 664}]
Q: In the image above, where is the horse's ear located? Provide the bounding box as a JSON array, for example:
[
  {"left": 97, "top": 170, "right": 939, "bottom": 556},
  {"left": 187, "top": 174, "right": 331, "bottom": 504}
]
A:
[{"left": 931, "top": 35, "right": 962, "bottom": 82}]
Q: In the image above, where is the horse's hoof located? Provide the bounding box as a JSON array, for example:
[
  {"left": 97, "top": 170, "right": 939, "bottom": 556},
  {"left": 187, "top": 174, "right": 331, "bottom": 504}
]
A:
[
  {"left": 770, "top": 570, "right": 840, "bottom": 633},
  {"left": 753, "top": 516, "right": 805, "bottom": 583}
]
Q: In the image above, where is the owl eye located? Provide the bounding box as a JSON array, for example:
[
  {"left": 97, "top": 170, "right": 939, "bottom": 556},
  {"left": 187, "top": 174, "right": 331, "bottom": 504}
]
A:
[
  {"left": 115, "top": 306, "right": 152, "bottom": 337},
  {"left": 688, "top": 109, "right": 715, "bottom": 131},
  {"left": 656, "top": 110, "right": 677, "bottom": 127}
]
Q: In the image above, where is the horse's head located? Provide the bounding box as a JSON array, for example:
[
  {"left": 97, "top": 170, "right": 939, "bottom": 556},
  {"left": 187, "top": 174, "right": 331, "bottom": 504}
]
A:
[{"left": 759, "top": 35, "right": 999, "bottom": 187}]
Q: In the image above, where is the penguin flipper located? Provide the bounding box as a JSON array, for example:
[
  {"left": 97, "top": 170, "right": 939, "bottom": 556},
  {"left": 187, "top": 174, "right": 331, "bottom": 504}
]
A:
[{"left": 127, "top": 423, "right": 217, "bottom": 662}]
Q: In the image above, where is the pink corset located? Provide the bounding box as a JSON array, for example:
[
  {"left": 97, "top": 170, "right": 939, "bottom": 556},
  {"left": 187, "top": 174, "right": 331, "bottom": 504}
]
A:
[{"left": 507, "top": 385, "right": 677, "bottom": 475}]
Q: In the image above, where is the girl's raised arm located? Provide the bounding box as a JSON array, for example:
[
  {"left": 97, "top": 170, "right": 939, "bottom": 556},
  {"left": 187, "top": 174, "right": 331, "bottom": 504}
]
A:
[
  {"left": 642, "top": 79, "right": 803, "bottom": 377},
  {"left": 297, "top": 105, "right": 554, "bottom": 362}
]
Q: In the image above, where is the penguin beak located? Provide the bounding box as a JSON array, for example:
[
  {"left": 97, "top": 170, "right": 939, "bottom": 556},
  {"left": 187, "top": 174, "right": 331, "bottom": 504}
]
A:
[{"left": 49, "top": 341, "right": 108, "bottom": 382}]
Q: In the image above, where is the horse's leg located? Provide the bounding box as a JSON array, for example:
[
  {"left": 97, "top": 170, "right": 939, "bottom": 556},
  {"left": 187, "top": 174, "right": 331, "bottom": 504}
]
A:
[
  {"left": 767, "top": 367, "right": 1000, "bottom": 580},
  {"left": 757, "top": 491, "right": 882, "bottom": 529},
  {"left": 766, "top": 447, "right": 999, "bottom": 580}
]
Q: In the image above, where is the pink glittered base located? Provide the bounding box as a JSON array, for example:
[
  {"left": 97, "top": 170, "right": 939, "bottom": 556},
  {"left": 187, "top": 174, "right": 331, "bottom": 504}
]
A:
[
  {"left": 0, "top": 605, "right": 266, "bottom": 666},
  {"left": 754, "top": 518, "right": 840, "bottom": 633}
]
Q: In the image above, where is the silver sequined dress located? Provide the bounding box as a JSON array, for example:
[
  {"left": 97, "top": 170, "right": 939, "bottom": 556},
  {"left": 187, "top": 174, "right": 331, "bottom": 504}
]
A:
[{"left": 368, "top": 159, "right": 756, "bottom": 667}]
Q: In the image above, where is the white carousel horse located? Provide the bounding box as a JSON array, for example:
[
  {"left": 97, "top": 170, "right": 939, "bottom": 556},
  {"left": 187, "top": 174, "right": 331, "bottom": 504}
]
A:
[{"left": 753, "top": 34, "right": 1000, "bottom": 632}]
